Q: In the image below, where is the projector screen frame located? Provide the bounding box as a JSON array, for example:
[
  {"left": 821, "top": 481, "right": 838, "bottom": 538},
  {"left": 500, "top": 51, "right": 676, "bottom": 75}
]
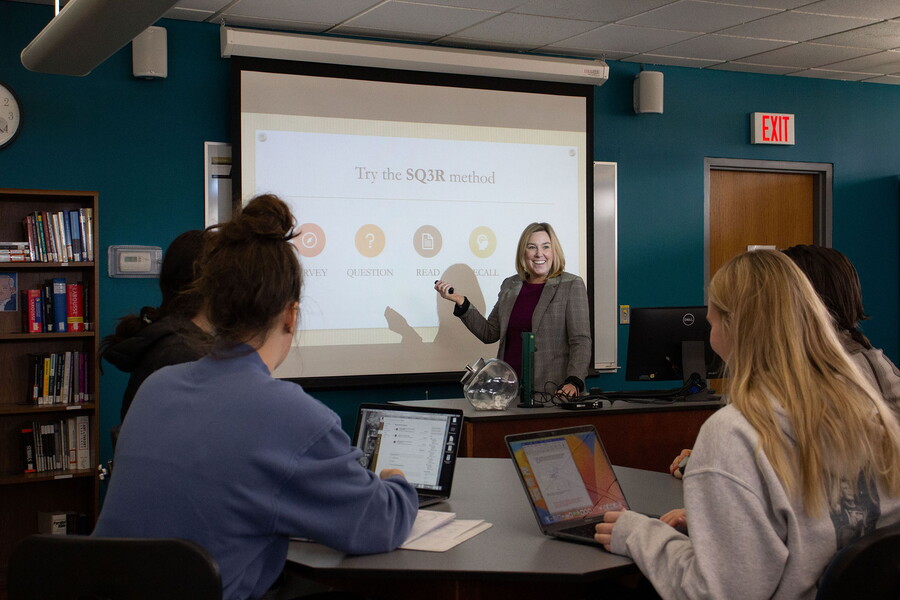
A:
[{"left": 229, "top": 56, "right": 596, "bottom": 390}]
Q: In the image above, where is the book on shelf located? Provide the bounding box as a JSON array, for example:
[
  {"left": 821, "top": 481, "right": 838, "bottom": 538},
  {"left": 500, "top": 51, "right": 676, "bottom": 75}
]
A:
[
  {"left": 20, "top": 209, "right": 93, "bottom": 263},
  {"left": 66, "top": 512, "right": 90, "bottom": 535},
  {"left": 22, "top": 289, "right": 43, "bottom": 333},
  {"left": 21, "top": 280, "right": 85, "bottom": 334},
  {"left": 68, "top": 211, "right": 83, "bottom": 261},
  {"left": 83, "top": 208, "right": 94, "bottom": 261},
  {"left": 38, "top": 510, "right": 68, "bottom": 535},
  {"left": 20, "top": 426, "right": 36, "bottom": 473},
  {"left": 21, "top": 416, "right": 90, "bottom": 473},
  {"left": 67, "top": 417, "right": 77, "bottom": 470},
  {"left": 75, "top": 415, "right": 90, "bottom": 470},
  {"left": 0, "top": 242, "right": 28, "bottom": 262},
  {"left": 26, "top": 351, "right": 90, "bottom": 405},
  {"left": 51, "top": 278, "right": 67, "bottom": 332},
  {"left": 42, "top": 284, "right": 54, "bottom": 332},
  {"left": 24, "top": 214, "right": 38, "bottom": 260},
  {"left": 65, "top": 282, "right": 84, "bottom": 331}
]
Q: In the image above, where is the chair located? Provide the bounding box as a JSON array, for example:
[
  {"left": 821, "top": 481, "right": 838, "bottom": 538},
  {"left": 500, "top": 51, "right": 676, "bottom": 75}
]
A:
[
  {"left": 815, "top": 521, "right": 900, "bottom": 600},
  {"left": 7, "top": 534, "right": 221, "bottom": 600}
]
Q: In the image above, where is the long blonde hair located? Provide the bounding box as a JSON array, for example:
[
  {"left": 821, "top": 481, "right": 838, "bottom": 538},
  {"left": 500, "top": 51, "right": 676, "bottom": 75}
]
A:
[
  {"left": 514, "top": 222, "right": 565, "bottom": 281},
  {"left": 709, "top": 250, "right": 900, "bottom": 515}
]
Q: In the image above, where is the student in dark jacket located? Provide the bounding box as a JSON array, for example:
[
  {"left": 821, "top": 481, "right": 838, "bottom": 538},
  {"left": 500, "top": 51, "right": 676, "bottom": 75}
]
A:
[{"left": 100, "top": 230, "right": 213, "bottom": 427}]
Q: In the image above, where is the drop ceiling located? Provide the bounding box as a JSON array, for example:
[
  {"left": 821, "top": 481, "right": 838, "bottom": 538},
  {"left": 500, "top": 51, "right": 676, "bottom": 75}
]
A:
[{"left": 16, "top": 0, "right": 900, "bottom": 84}]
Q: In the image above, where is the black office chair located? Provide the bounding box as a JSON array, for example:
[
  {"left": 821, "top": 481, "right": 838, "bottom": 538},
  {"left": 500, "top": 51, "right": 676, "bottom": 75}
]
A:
[
  {"left": 815, "top": 522, "right": 900, "bottom": 600},
  {"left": 7, "top": 534, "right": 222, "bottom": 600}
]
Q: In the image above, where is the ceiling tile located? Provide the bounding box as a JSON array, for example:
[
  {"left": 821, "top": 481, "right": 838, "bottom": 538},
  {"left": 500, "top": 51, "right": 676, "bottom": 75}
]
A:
[
  {"left": 164, "top": 7, "right": 214, "bottom": 21},
  {"left": 794, "top": 0, "right": 900, "bottom": 20},
  {"left": 219, "top": 14, "right": 331, "bottom": 33},
  {"left": 721, "top": 11, "right": 877, "bottom": 41},
  {"left": 620, "top": 0, "right": 779, "bottom": 33},
  {"left": 700, "top": 0, "right": 809, "bottom": 7},
  {"left": 742, "top": 42, "right": 879, "bottom": 68},
  {"left": 544, "top": 24, "right": 698, "bottom": 55},
  {"left": 19, "top": 0, "right": 900, "bottom": 85},
  {"left": 622, "top": 53, "right": 721, "bottom": 67},
  {"left": 411, "top": 0, "right": 523, "bottom": 9},
  {"left": 823, "top": 50, "right": 900, "bottom": 73},
  {"left": 446, "top": 12, "right": 600, "bottom": 46},
  {"left": 173, "top": 0, "right": 233, "bottom": 11},
  {"left": 338, "top": 2, "right": 494, "bottom": 36},
  {"left": 861, "top": 74, "right": 900, "bottom": 84},
  {"left": 545, "top": 47, "right": 635, "bottom": 60},
  {"left": 510, "top": 0, "right": 676, "bottom": 22},
  {"left": 653, "top": 34, "right": 792, "bottom": 60},
  {"left": 812, "top": 20, "right": 900, "bottom": 50},
  {"left": 223, "top": 0, "right": 381, "bottom": 22},
  {"left": 707, "top": 62, "right": 800, "bottom": 74},
  {"left": 788, "top": 68, "right": 874, "bottom": 80},
  {"left": 433, "top": 37, "right": 538, "bottom": 51},
  {"left": 328, "top": 26, "right": 441, "bottom": 42}
]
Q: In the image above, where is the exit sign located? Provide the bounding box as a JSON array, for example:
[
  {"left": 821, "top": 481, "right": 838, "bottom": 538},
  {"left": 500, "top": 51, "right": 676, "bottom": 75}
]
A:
[{"left": 751, "top": 112, "right": 795, "bottom": 145}]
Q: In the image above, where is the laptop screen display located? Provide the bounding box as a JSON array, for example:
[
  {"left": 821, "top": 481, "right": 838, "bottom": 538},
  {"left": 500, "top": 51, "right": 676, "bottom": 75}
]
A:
[
  {"left": 507, "top": 427, "right": 628, "bottom": 526},
  {"left": 353, "top": 404, "right": 462, "bottom": 492}
]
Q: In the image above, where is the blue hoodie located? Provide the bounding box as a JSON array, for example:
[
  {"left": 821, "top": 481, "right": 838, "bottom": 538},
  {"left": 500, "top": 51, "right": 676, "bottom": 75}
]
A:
[{"left": 94, "top": 348, "right": 418, "bottom": 600}]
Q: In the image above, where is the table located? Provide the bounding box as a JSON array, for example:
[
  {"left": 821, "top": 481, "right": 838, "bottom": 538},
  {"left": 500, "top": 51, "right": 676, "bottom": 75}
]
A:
[
  {"left": 286, "top": 457, "right": 684, "bottom": 600},
  {"left": 394, "top": 397, "right": 722, "bottom": 472}
]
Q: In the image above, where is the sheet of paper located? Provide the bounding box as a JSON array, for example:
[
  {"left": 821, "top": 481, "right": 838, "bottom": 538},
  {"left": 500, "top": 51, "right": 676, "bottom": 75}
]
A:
[
  {"left": 403, "top": 510, "right": 456, "bottom": 544},
  {"left": 401, "top": 520, "right": 492, "bottom": 552}
]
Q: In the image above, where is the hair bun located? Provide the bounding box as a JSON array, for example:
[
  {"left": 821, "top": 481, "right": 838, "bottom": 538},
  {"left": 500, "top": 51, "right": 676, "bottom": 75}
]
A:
[{"left": 224, "top": 194, "right": 296, "bottom": 242}]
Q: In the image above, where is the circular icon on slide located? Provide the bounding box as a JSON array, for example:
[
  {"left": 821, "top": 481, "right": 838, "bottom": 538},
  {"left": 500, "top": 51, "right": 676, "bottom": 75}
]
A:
[
  {"left": 469, "top": 226, "right": 496, "bottom": 258},
  {"left": 294, "top": 223, "right": 326, "bottom": 257},
  {"left": 355, "top": 224, "right": 385, "bottom": 257},
  {"left": 414, "top": 225, "right": 442, "bottom": 258}
]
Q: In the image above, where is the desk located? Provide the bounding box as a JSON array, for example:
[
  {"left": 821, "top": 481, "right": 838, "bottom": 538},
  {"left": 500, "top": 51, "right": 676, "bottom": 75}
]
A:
[
  {"left": 287, "top": 457, "right": 683, "bottom": 600},
  {"left": 394, "top": 397, "right": 722, "bottom": 472}
]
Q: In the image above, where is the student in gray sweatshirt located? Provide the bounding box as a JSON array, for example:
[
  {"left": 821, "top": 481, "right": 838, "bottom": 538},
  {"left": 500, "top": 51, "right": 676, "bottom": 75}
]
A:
[{"left": 595, "top": 250, "right": 900, "bottom": 600}]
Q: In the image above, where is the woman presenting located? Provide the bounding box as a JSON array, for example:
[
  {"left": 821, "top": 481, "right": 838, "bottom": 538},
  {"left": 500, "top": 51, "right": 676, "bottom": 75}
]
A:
[{"left": 435, "top": 222, "right": 591, "bottom": 398}]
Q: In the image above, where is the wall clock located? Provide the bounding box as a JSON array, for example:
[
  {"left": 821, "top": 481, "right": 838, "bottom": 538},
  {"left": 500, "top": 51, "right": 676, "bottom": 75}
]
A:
[{"left": 0, "top": 82, "right": 22, "bottom": 149}]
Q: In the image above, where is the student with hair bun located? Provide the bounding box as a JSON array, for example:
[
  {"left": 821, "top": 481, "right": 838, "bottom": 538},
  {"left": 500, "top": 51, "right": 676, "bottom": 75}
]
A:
[{"left": 95, "top": 194, "right": 418, "bottom": 600}]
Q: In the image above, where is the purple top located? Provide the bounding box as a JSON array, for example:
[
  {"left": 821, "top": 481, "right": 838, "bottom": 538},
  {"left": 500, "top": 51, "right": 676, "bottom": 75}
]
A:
[{"left": 503, "top": 282, "right": 545, "bottom": 377}]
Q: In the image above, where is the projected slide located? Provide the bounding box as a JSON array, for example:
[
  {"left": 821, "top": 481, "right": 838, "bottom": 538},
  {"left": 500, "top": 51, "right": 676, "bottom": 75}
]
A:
[
  {"left": 238, "top": 68, "right": 589, "bottom": 381},
  {"left": 253, "top": 129, "right": 579, "bottom": 332}
]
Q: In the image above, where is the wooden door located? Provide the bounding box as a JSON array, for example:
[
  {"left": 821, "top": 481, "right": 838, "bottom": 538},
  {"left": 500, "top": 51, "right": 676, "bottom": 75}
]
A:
[
  {"left": 707, "top": 167, "right": 824, "bottom": 396},
  {"left": 709, "top": 169, "right": 815, "bottom": 277}
]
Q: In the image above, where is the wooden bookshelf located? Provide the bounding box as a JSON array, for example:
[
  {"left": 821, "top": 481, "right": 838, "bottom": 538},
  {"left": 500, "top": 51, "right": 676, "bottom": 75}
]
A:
[{"left": 0, "top": 189, "right": 100, "bottom": 595}]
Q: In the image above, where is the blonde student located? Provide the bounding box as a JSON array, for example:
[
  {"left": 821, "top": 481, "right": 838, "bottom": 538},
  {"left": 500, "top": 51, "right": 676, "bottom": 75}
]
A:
[
  {"left": 595, "top": 250, "right": 900, "bottom": 599},
  {"left": 95, "top": 195, "right": 417, "bottom": 600}
]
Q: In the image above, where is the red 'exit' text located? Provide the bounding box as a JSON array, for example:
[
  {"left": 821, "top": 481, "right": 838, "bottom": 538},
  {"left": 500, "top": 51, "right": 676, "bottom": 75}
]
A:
[{"left": 751, "top": 112, "right": 795, "bottom": 145}]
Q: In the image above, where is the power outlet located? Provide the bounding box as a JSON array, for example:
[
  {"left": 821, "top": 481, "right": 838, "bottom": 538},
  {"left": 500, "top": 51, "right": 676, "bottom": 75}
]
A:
[{"left": 619, "top": 304, "right": 630, "bottom": 324}]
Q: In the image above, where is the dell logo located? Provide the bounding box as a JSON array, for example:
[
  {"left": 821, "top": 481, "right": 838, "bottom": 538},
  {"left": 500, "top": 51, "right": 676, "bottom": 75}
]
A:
[{"left": 683, "top": 313, "right": 695, "bottom": 326}]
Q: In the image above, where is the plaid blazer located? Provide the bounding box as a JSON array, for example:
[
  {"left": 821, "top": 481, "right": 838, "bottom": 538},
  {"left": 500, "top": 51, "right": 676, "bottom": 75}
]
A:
[{"left": 459, "top": 272, "right": 592, "bottom": 393}]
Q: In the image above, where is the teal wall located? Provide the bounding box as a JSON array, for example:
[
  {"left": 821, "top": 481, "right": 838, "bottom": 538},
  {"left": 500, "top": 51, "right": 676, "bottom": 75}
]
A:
[{"left": 2, "top": 1, "right": 898, "bottom": 469}]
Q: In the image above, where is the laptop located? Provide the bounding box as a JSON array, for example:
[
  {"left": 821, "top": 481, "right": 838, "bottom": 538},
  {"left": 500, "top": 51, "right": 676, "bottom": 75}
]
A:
[
  {"left": 352, "top": 403, "right": 464, "bottom": 507},
  {"left": 505, "top": 425, "right": 630, "bottom": 546}
]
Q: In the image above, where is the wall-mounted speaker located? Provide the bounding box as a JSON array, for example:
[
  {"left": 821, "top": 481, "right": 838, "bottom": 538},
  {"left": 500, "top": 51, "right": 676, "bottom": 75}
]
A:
[
  {"left": 633, "top": 71, "right": 663, "bottom": 114},
  {"left": 132, "top": 26, "right": 167, "bottom": 79}
]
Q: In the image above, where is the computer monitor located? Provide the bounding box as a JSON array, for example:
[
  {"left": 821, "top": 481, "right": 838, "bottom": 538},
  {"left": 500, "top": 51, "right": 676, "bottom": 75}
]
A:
[{"left": 625, "top": 306, "right": 723, "bottom": 385}]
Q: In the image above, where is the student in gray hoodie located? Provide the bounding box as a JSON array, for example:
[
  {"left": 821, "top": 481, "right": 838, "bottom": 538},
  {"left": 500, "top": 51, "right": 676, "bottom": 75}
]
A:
[{"left": 595, "top": 250, "right": 900, "bottom": 600}]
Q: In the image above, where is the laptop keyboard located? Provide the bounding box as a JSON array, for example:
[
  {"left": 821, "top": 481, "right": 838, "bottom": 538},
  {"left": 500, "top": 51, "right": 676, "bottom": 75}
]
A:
[{"left": 559, "top": 522, "right": 600, "bottom": 539}]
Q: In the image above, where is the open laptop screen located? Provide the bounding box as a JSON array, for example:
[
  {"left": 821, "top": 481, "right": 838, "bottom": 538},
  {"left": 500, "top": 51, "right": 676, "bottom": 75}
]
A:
[
  {"left": 352, "top": 403, "right": 462, "bottom": 495},
  {"left": 507, "top": 426, "right": 628, "bottom": 527}
]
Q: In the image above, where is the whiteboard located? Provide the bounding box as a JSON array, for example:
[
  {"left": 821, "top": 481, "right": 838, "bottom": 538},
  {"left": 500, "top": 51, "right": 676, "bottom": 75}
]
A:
[{"left": 593, "top": 162, "right": 618, "bottom": 371}]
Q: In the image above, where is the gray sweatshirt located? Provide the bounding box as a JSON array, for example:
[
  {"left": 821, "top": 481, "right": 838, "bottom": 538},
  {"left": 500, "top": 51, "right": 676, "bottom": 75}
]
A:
[{"left": 611, "top": 404, "right": 900, "bottom": 600}]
